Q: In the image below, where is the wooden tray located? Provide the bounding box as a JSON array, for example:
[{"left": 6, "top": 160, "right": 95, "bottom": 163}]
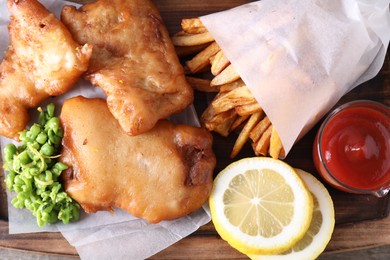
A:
[{"left": 1, "top": 0, "right": 390, "bottom": 259}]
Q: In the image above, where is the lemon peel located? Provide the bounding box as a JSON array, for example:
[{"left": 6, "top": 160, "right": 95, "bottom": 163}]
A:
[
  {"left": 209, "top": 157, "right": 313, "bottom": 255},
  {"left": 248, "top": 169, "right": 335, "bottom": 259}
]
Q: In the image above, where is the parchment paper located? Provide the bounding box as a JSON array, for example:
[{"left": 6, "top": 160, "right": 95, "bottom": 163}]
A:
[
  {"left": 201, "top": 0, "right": 390, "bottom": 156},
  {"left": 0, "top": 0, "right": 211, "bottom": 259}
]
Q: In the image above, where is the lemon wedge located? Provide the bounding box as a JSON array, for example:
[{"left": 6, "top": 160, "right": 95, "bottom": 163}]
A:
[
  {"left": 248, "top": 169, "right": 335, "bottom": 259},
  {"left": 209, "top": 157, "right": 313, "bottom": 255}
]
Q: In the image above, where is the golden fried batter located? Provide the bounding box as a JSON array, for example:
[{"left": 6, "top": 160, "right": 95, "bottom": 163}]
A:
[
  {"left": 0, "top": 0, "right": 92, "bottom": 140},
  {"left": 61, "top": 0, "right": 193, "bottom": 136},
  {"left": 60, "top": 96, "right": 215, "bottom": 223}
]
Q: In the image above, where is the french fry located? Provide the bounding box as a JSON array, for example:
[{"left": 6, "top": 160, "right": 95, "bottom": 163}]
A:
[
  {"left": 181, "top": 18, "right": 208, "bottom": 34},
  {"left": 172, "top": 31, "right": 215, "bottom": 46},
  {"left": 173, "top": 17, "right": 286, "bottom": 159},
  {"left": 269, "top": 126, "right": 285, "bottom": 159},
  {"left": 186, "top": 41, "right": 220, "bottom": 74},
  {"left": 200, "top": 100, "right": 218, "bottom": 124},
  {"left": 210, "top": 63, "right": 241, "bottom": 86},
  {"left": 186, "top": 76, "right": 219, "bottom": 92},
  {"left": 219, "top": 79, "right": 246, "bottom": 93},
  {"left": 211, "top": 85, "right": 254, "bottom": 114},
  {"left": 230, "top": 115, "right": 250, "bottom": 132},
  {"left": 202, "top": 106, "right": 236, "bottom": 130},
  {"left": 253, "top": 125, "right": 272, "bottom": 156},
  {"left": 213, "top": 115, "right": 237, "bottom": 137},
  {"left": 249, "top": 116, "right": 271, "bottom": 143},
  {"left": 230, "top": 112, "right": 263, "bottom": 158},
  {"left": 235, "top": 102, "right": 262, "bottom": 116},
  {"left": 211, "top": 50, "right": 230, "bottom": 76},
  {"left": 173, "top": 30, "right": 189, "bottom": 37},
  {"left": 175, "top": 43, "right": 210, "bottom": 57}
]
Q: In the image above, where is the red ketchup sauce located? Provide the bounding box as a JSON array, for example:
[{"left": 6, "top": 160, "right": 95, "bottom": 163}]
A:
[{"left": 313, "top": 101, "right": 390, "bottom": 194}]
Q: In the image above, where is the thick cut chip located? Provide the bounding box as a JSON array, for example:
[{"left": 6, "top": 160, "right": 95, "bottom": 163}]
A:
[
  {"left": 0, "top": 0, "right": 92, "bottom": 140},
  {"left": 230, "top": 112, "right": 263, "bottom": 158},
  {"left": 172, "top": 31, "right": 215, "bottom": 46},
  {"left": 60, "top": 96, "right": 216, "bottom": 224},
  {"left": 211, "top": 64, "right": 241, "bottom": 86},
  {"left": 186, "top": 41, "right": 220, "bottom": 74},
  {"left": 211, "top": 50, "right": 230, "bottom": 76},
  {"left": 181, "top": 18, "right": 208, "bottom": 34},
  {"left": 61, "top": 0, "right": 193, "bottom": 136},
  {"left": 186, "top": 76, "right": 218, "bottom": 92}
]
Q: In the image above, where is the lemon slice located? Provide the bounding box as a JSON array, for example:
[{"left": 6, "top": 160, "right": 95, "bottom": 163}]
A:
[
  {"left": 248, "top": 169, "right": 335, "bottom": 259},
  {"left": 209, "top": 157, "right": 313, "bottom": 255}
]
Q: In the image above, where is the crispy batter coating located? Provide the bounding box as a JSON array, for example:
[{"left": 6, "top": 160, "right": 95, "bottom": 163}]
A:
[
  {"left": 60, "top": 96, "right": 215, "bottom": 223},
  {"left": 0, "top": 0, "right": 92, "bottom": 140},
  {"left": 61, "top": 0, "right": 193, "bottom": 136}
]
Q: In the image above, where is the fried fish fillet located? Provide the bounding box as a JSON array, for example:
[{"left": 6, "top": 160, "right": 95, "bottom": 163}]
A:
[
  {"left": 0, "top": 0, "right": 92, "bottom": 140},
  {"left": 60, "top": 96, "right": 215, "bottom": 223},
  {"left": 61, "top": 0, "right": 193, "bottom": 136}
]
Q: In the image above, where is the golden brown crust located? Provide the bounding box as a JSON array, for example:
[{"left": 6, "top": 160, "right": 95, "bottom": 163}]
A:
[
  {"left": 60, "top": 96, "right": 215, "bottom": 223},
  {"left": 61, "top": 0, "right": 193, "bottom": 136},
  {"left": 0, "top": 0, "right": 92, "bottom": 140}
]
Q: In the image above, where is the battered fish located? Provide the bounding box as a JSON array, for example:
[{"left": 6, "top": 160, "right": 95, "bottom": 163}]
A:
[
  {"left": 61, "top": 0, "right": 193, "bottom": 136},
  {"left": 0, "top": 0, "right": 92, "bottom": 140},
  {"left": 60, "top": 96, "right": 215, "bottom": 223}
]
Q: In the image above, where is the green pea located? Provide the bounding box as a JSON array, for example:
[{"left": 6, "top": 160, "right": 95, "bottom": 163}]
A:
[
  {"left": 56, "top": 128, "right": 63, "bottom": 138},
  {"left": 5, "top": 171, "right": 16, "bottom": 191},
  {"left": 40, "top": 143, "right": 54, "bottom": 156},
  {"left": 50, "top": 183, "right": 61, "bottom": 201},
  {"left": 53, "top": 162, "right": 68, "bottom": 175},
  {"left": 45, "top": 117, "right": 60, "bottom": 133},
  {"left": 34, "top": 175, "right": 53, "bottom": 187},
  {"left": 18, "top": 150, "right": 31, "bottom": 165},
  {"left": 11, "top": 196, "right": 24, "bottom": 208},
  {"left": 41, "top": 203, "right": 54, "bottom": 213},
  {"left": 4, "top": 143, "right": 17, "bottom": 162},
  {"left": 36, "top": 132, "right": 48, "bottom": 144},
  {"left": 19, "top": 130, "right": 28, "bottom": 143},
  {"left": 36, "top": 210, "right": 44, "bottom": 227},
  {"left": 24, "top": 198, "right": 34, "bottom": 211},
  {"left": 21, "top": 168, "right": 33, "bottom": 179},
  {"left": 27, "top": 124, "right": 42, "bottom": 141},
  {"left": 48, "top": 130, "right": 61, "bottom": 146},
  {"left": 14, "top": 175, "right": 24, "bottom": 186},
  {"left": 59, "top": 206, "right": 71, "bottom": 224},
  {"left": 72, "top": 204, "right": 80, "bottom": 220},
  {"left": 21, "top": 179, "right": 32, "bottom": 192},
  {"left": 44, "top": 170, "right": 53, "bottom": 182},
  {"left": 35, "top": 160, "right": 48, "bottom": 173},
  {"left": 55, "top": 192, "right": 67, "bottom": 203},
  {"left": 47, "top": 103, "right": 55, "bottom": 118},
  {"left": 38, "top": 111, "right": 47, "bottom": 126},
  {"left": 27, "top": 167, "right": 40, "bottom": 176},
  {"left": 27, "top": 143, "right": 41, "bottom": 161},
  {"left": 48, "top": 210, "right": 58, "bottom": 224}
]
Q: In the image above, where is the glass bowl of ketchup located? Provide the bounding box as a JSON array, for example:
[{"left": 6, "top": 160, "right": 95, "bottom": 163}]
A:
[{"left": 313, "top": 100, "right": 390, "bottom": 197}]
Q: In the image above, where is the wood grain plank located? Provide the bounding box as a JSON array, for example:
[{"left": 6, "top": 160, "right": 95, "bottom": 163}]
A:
[{"left": 0, "top": 220, "right": 77, "bottom": 256}]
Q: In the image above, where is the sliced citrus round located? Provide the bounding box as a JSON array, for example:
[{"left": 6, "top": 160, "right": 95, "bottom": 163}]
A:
[
  {"left": 209, "top": 157, "right": 313, "bottom": 255},
  {"left": 248, "top": 169, "right": 335, "bottom": 259}
]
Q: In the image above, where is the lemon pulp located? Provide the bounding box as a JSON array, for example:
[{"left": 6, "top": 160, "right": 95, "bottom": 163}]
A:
[
  {"left": 248, "top": 169, "right": 335, "bottom": 259},
  {"left": 210, "top": 157, "right": 313, "bottom": 255},
  {"left": 223, "top": 168, "right": 295, "bottom": 238}
]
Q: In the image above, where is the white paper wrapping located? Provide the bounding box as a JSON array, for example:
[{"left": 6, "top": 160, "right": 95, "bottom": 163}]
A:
[
  {"left": 201, "top": 0, "right": 390, "bottom": 156},
  {"left": 0, "top": 0, "right": 211, "bottom": 259}
]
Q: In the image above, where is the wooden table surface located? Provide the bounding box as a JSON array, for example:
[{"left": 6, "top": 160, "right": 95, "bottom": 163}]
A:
[{"left": 1, "top": 0, "right": 390, "bottom": 259}]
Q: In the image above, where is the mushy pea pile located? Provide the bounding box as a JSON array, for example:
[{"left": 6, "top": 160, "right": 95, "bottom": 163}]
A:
[{"left": 3, "top": 103, "right": 79, "bottom": 227}]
